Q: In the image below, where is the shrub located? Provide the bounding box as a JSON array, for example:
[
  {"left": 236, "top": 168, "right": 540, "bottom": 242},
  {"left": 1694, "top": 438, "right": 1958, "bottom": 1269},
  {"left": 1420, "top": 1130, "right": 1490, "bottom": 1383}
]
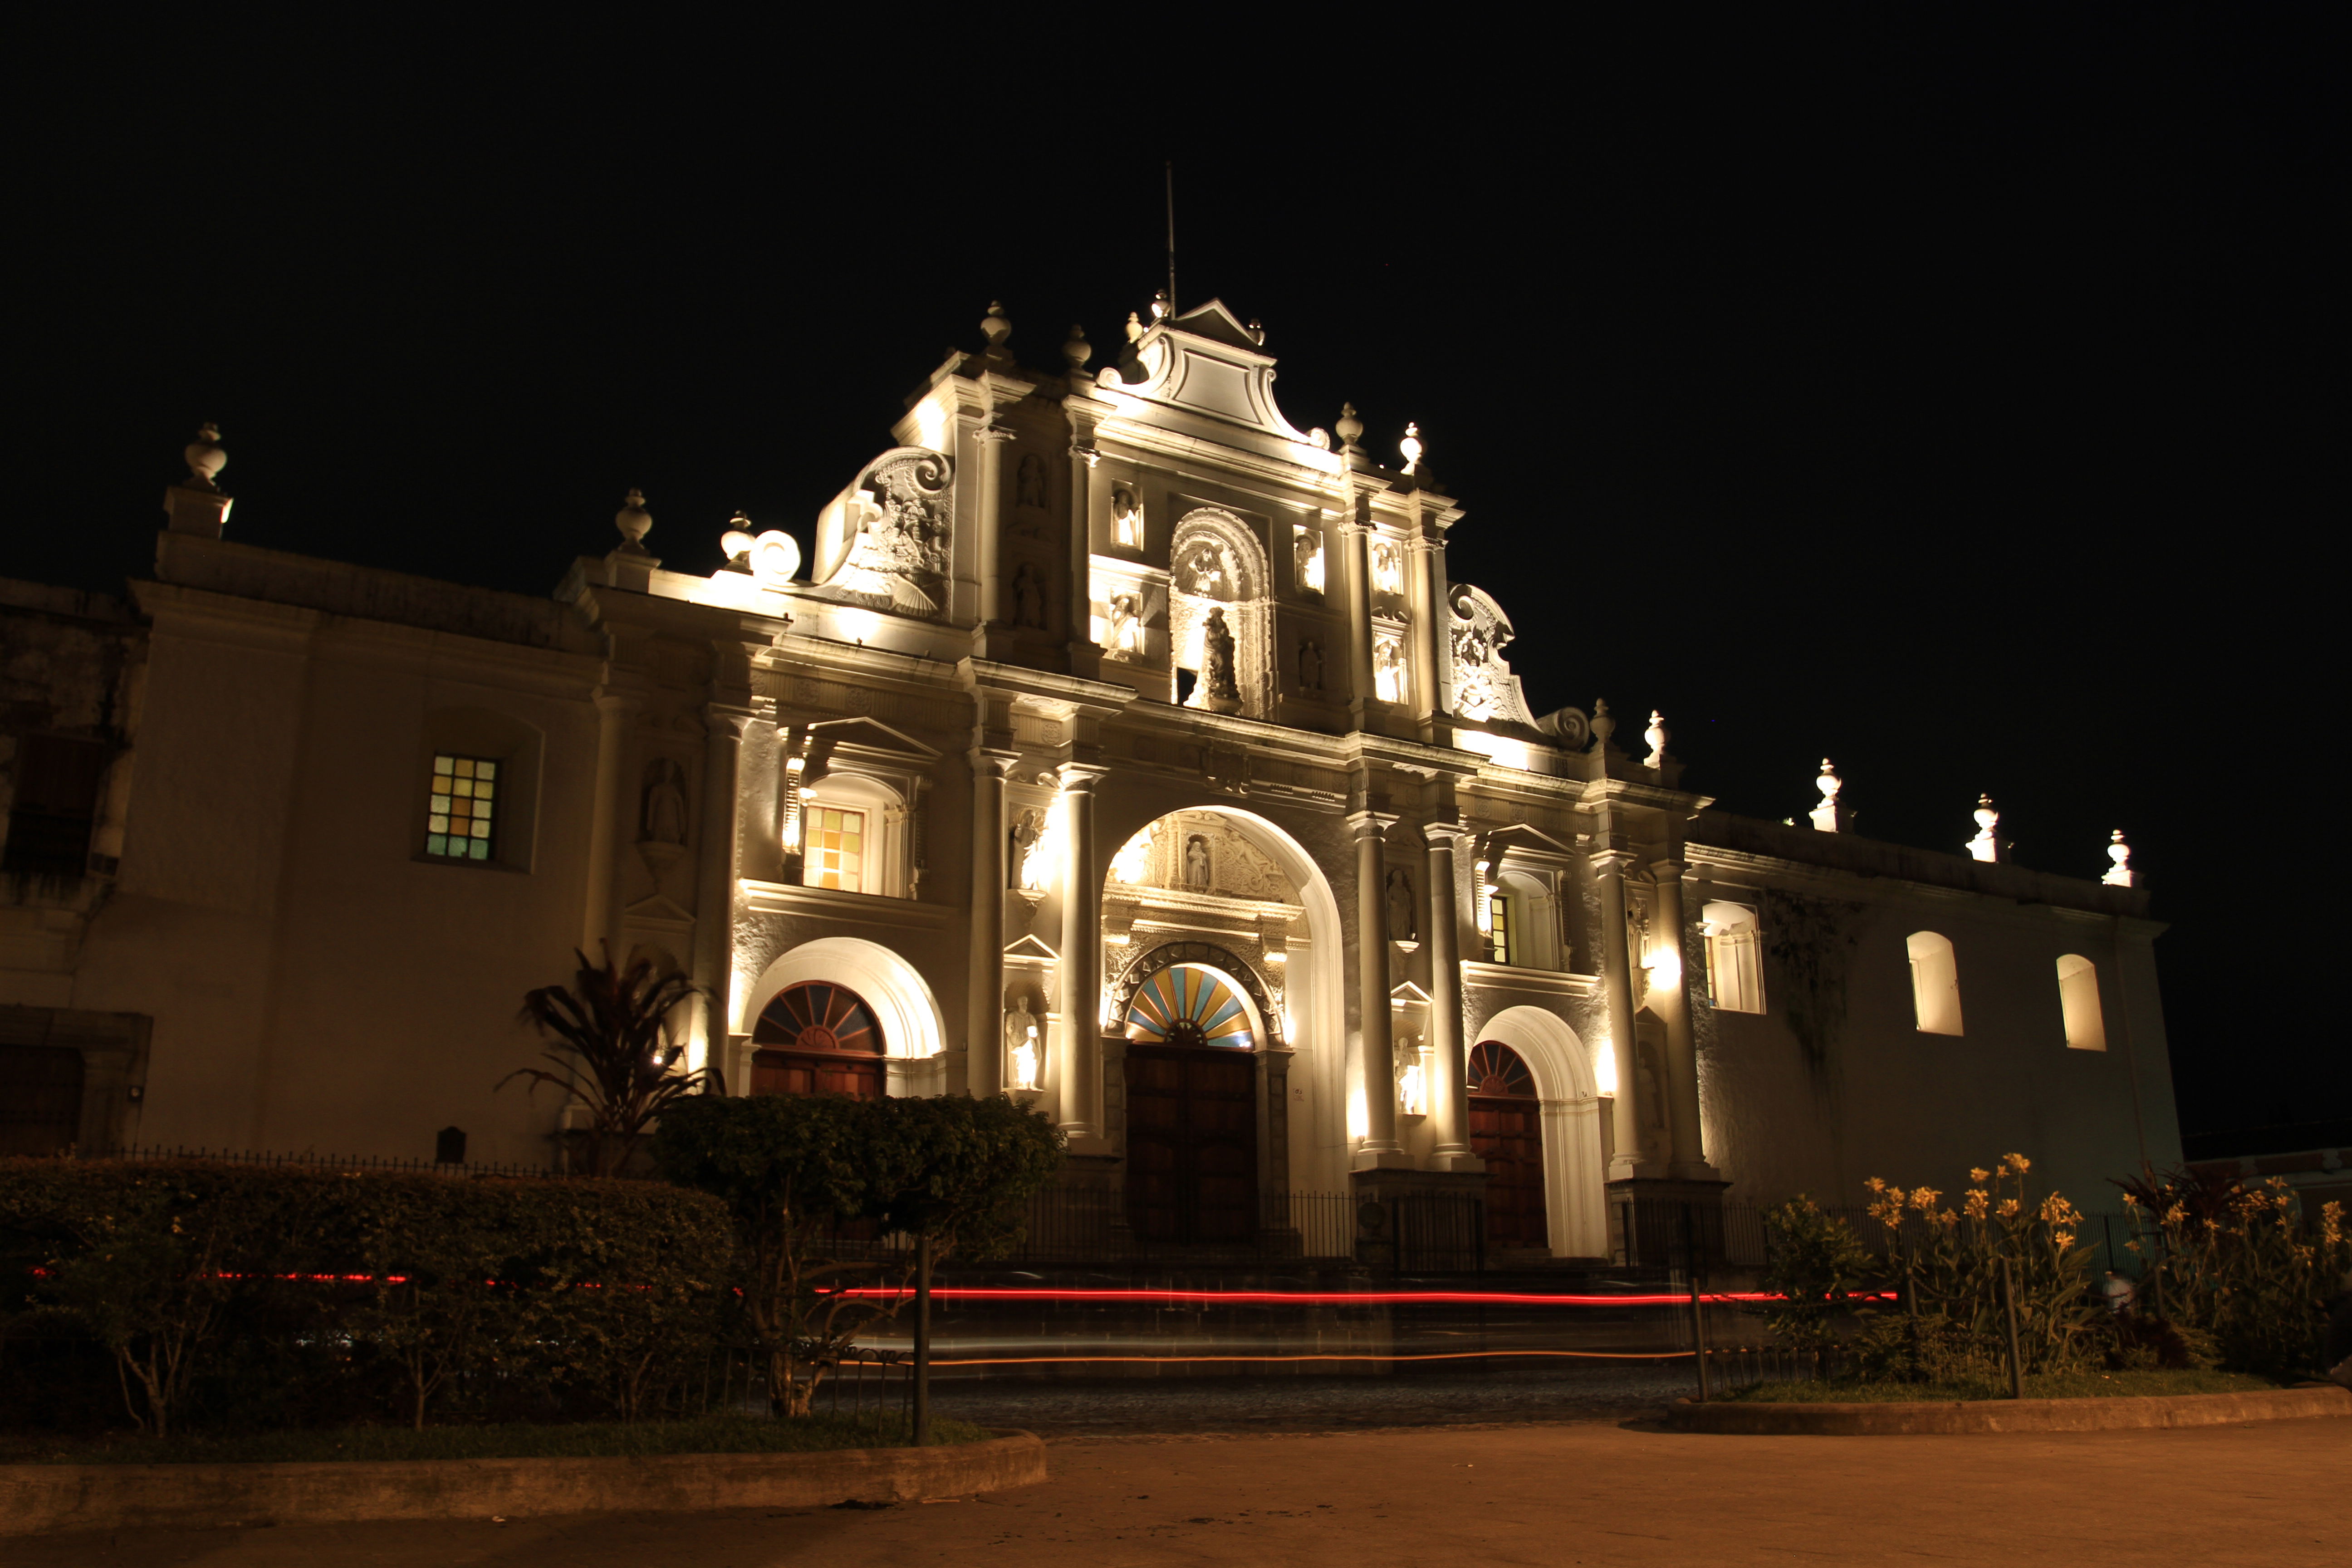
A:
[
  {"left": 1754, "top": 1196, "right": 1883, "bottom": 1372},
  {"left": 0, "top": 1158, "right": 734, "bottom": 1434},
  {"left": 2117, "top": 1169, "right": 2351, "bottom": 1381}
]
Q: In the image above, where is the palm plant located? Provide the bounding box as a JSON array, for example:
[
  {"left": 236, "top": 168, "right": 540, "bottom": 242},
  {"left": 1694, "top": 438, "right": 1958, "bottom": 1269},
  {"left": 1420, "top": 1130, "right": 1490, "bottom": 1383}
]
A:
[{"left": 504, "top": 947, "right": 710, "bottom": 1176}]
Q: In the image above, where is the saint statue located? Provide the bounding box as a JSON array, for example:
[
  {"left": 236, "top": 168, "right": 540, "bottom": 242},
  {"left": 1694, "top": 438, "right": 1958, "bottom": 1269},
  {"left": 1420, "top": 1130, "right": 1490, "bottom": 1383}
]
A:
[
  {"left": 641, "top": 758, "right": 688, "bottom": 844},
  {"left": 1013, "top": 564, "right": 1046, "bottom": 629},
  {"left": 1004, "top": 999, "right": 1041, "bottom": 1091},
  {"left": 1011, "top": 808, "right": 1047, "bottom": 891},
  {"left": 1385, "top": 866, "right": 1416, "bottom": 943},
  {"left": 1016, "top": 453, "right": 1048, "bottom": 510},
  {"left": 1201, "top": 607, "right": 1239, "bottom": 701},
  {"left": 1184, "top": 834, "right": 1211, "bottom": 891},
  {"left": 1298, "top": 637, "right": 1323, "bottom": 693}
]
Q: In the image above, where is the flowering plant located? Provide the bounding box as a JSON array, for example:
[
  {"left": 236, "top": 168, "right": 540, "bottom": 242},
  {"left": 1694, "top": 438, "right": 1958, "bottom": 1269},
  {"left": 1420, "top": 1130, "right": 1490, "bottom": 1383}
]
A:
[
  {"left": 1862, "top": 1153, "right": 2100, "bottom": 1377},
  {"left": 2117, "top": 1169, "right": 2349, "bottom": 1381}
]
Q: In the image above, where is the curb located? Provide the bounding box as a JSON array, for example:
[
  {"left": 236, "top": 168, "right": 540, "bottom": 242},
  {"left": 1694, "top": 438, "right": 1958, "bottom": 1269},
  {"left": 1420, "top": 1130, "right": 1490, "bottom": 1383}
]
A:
[
  {"left": 1666, "top": 1384, "right": 2352, "bottom": 1436},
  {"left": 0, "top": 1429, "right": 1046, "bottom": 1536}
]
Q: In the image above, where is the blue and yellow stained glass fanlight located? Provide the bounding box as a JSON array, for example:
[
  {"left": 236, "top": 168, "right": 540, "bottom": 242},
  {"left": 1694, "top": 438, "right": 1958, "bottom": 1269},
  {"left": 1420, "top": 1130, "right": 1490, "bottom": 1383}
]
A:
[{"left": 1124, "top": 964, "right": 1256, "bottom": 1050}]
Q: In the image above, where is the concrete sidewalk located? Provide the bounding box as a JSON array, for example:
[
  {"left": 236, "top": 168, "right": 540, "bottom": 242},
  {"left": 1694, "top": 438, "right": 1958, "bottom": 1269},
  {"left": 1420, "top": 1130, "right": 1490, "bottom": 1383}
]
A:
[{"left": 11, "top": 1413, "right": 2345, "bottom": 1566}]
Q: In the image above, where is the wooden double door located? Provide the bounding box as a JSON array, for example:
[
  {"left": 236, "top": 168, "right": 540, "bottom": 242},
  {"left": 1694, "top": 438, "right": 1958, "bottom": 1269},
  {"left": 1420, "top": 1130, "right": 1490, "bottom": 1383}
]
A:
[
  {"left": 1124, "top": 1044, "right": 1259, "bottom": 1244},
  {"left": 1467, "top": 1040, "right": 1548, "bottom": 1250}
]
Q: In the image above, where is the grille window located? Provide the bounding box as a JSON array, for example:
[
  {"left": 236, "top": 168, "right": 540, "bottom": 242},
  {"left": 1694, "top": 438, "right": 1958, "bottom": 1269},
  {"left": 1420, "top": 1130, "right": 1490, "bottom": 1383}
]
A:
[
  {"left": 425, "top": 754, "right": 497, "bottom": 862},
  {"left": 803, "top": 806, "right": 865, "bottom": 892}
]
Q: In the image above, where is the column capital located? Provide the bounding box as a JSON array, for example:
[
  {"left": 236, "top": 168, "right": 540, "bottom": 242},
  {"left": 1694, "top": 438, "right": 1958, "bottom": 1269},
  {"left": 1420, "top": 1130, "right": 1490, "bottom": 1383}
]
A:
[
  {"left": 1588, "top": 848, "right": 1639, "bottom": 877},
  {"left": 1346, "top": 809, "right": 1400, "bottom": 839},
  {"left": 1421, "top": 819, "right": 1465, "bottom": 847},
  {"left": 703, "top": 704, "right": 754, "bottom": 740},
  {"left": 971, "top": 421, "right": 1018, "bottom": 445},
  {"left": 1056, "top": 761, "right": 1109, "bottom": 792},
  {"left": 1648, "top": 856, "right": 1687, "bottom": 881},
  {"left": 1067, "top": 441, "right": 1101, "bottom": 468},
  {"left": 968, "top": 748, "right": 1020, "bottom": 778}
]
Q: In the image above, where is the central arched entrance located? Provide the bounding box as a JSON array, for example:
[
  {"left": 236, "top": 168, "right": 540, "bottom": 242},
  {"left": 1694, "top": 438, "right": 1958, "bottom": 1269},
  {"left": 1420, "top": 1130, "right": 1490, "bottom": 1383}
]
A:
[
  {"left": 1467, "top": 1040, "right": 1547, "bottom": 1249},
  {"left": 1120, "top": 957, "right": 1262, "bottom": 1243},
  {"left": 750, "top": 981, "right": 887, "bottom": 1098}
]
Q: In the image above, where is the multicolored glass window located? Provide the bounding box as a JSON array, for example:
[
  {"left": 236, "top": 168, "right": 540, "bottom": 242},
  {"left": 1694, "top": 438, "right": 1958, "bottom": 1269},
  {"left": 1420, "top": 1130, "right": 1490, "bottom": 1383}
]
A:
[
  {"left": 1488, "top": 892, "right": 1513, "bottom": 965},
  {"left": 802, "top": 806, "right": 864, "bottom": 892},
  {"left": 426, "top": 754, "right": 497, "bottom": 862}
]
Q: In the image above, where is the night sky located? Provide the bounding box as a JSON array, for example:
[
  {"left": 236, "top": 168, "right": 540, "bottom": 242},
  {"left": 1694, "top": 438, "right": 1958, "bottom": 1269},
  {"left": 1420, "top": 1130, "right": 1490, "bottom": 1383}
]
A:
[{"left": 12, "top": 11, "right": 2337, "bottom": 1142}]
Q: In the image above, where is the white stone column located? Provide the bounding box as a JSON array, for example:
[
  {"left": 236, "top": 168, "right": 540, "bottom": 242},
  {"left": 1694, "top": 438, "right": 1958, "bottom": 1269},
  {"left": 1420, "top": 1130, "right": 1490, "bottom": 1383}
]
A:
[
  {"left": 583, "top": 689, "right": 641, "bottom": 959},
  {"left": 1651, "top": 859, "right": 1713, "bottom": 1178},
  {"left": 1592, "top": 848, "right": 1646, "bottom": 1178},
  {"left": 1350, "top": 810, "right": 1401, "bottom": 1156},
  {"left": 1423, "top": 822, "right": 1472, "bottom": 1165},
  {"left": 1055, "top": 765, "right": 1106, "bottom": 1137},
  {"left": 690, "top": 708, "right": 749, "bottom": 1084},
  {"left": 966, "top": 751, "right": 1015, "bottom": 1098},
  {"left": 1067, "top": 437, "right": 1101, "bottom": 676},
  {"left": 1408, "top": 537, "right": 1444, "bottom": 730},
  {"left": 1343, "top": 519, "right": 1376, "bottom": 723},
  {"left": 974, "top": 424, "right": 1014, "bottom": 628}
]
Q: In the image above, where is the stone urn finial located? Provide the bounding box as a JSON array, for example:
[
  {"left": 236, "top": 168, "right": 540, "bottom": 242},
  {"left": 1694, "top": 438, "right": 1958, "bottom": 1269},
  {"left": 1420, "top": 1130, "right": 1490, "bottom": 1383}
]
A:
[
  {"left": 1966, "top": 794, "right": 2004, "bottom": 862},
  {"left": 1149, "top": 289, "right": 1171, "bottom": 322},
  {"left": 1125, "top": 310, "right": 1145, "bottom": 344},
  {"left": 616, "top": 488, "right": 652, "bottom": 549},
  {"left": 1590, "top": 697, "right": 1615, "bottom": 750},
  {"left": 1808, "top": 760, "right": 1847, "bottom": 832},
  {"left": 1399, "top": 421, "right": 1424, "bottom": 475},
  {"left": 184, "top": 423, "right": 226, "bottom": 490},
  {"left": 1334, "top": 402, "right": 1364, "bottom": 451},
  {"left": 980, "top": 301, "right": 1011, "bottom": 351},
  {"left": 2103, "top": 829, "right": 2136, "bottom": 887},
  {"left": 1063, "top": 323, "right": 1091, "bottom": 371},
  {"left": 1643, "top": 709, "right": 1670, "bottom": 767}
]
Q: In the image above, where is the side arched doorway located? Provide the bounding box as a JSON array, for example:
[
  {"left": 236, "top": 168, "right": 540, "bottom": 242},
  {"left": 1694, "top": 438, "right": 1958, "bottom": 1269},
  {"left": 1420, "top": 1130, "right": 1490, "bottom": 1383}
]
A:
[
  {"left": 1120, "top": 958, "right": 1262, "bottom": 1243},
  {"left": 750, "top": 981, "right": 886, "bottom": 1099},
  {"left": 1468, "top": 1039, "right": 1547, "bottom": 1249}
]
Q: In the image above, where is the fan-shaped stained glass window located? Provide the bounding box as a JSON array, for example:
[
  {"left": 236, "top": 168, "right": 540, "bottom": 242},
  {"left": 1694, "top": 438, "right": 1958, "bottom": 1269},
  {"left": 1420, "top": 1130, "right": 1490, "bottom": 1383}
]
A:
[
  {"left": 1467, "top": 1040, "right": 1535, "bottom": 1097},
  {"left": 752, "top": 982, "right": 883, "bottom": 1055},
  {"left": 1124, "top": 964, "right": 1256, "bottom": 1050}
]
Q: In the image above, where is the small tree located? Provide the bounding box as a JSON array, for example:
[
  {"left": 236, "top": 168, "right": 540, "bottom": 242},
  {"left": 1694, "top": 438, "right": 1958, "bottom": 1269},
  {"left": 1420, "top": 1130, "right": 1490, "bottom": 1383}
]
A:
[
  {"left": 505, "top": 947, "right": 707, "bottom": 1176},
  {"left": 653, "top": 1093, "right": 1063, "bottom": 1417},
  {"left": 1755, "top": 1196, "right": 1882, "bottom": 1374}
]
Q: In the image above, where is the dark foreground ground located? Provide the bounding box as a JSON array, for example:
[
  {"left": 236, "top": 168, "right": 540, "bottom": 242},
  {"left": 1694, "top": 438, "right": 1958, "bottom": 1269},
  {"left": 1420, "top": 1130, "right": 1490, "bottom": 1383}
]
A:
[{"left": 10, "top": 1374, "right": 2346, "bottom": 1566}]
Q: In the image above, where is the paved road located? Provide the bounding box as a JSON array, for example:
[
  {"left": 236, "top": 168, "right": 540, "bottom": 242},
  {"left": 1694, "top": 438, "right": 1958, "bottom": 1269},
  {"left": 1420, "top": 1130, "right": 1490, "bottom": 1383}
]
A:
[{"left": 14, "top": 1411, "right": 2346, "bottom": 1566}]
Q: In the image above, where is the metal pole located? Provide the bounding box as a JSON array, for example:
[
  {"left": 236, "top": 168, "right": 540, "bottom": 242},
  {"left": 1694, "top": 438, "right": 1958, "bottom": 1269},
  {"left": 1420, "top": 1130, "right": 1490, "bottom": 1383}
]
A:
[
  {"left": 913, "top": 1234, "right": 933, "bottom": 1446},
  {"left": 1999, "top": 1254, "right": 2025, "bottom": 1400},
  {"left": 1684, "top": 1202, "right": 1710, "bottom": 1401}
]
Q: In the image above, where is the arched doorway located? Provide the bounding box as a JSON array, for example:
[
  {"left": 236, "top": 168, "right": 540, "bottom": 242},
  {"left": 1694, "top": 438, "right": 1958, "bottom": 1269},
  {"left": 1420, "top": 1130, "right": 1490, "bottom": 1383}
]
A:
[
  {"left": 1467, "top": 1039, "right": 1547, "bottom": 1249},
  {"left": 1121, "top": 959, "right": 1261, "bottom": 1243},
  {"left": 750, "top": 981, "right": 886, "bottom": 1098}
]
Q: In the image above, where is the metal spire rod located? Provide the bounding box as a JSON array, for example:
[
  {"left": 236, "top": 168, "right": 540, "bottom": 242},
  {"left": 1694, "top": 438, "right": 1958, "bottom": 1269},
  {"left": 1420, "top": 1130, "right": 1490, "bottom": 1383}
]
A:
[{"left": 1165, "top": 160, "right": 1177, "bottom": 317}]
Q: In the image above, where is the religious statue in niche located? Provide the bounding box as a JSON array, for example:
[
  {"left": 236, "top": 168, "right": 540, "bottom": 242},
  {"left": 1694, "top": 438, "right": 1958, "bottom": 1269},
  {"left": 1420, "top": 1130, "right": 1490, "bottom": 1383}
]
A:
[
  {"left": 1012, "top": 563, "right": 1047, "bottom": 629},
  {"left": 1107, "top": 593, "right": 1144, "bottom": 658},
  {"left": 1293, "top": 525, "right": 1324, "bottom": 594},
  {"left": 1184, "top": 834, "right": 1212, "bottom": 891},
  {"left": 1015, "top": 453, "right": 1048, "bottom": 510},
  {"left": 1373, "top": 636, "right": 1406, "bottom": 704},
  {"left": 1385, "top": 866, "right": 1417, "bottom": 943},
  {"left": 1004, "top": 997, "right": 1042, "bottom": 1093},
  {"left": 640, "top": 757, "right": 689, "bottom": 844},
  {"left": 1297, "top": 637, "right": 1323, "bottom": 694},
  {"left": 1011, "top": 808, "right": 1048, "bottom": 892},
  {"left": 1200, "top": 607, "right": 1241, "bottom": 710},
  {"left": 1111, "top": 485, "right": 1142, "bottom": 548},
  {"left": 1637, "top": 1044, "right": 1666, "bottom": 1136},
  {"left": 1371, "top": 540, "right": 1403, "bottom": 594},
  {"left": 1177, "top": 540, "right": 1233, "bottom": 600}
]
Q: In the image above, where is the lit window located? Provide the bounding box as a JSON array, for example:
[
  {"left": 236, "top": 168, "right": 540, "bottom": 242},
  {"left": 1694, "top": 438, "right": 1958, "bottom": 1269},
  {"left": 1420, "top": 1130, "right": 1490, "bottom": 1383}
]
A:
[
  {"left": 2056, "top": 955, "right": 2106, "bottom": 1050},
  {"left": 425, "top": 754, "right": 497, "bottom": 862},
  {"left": 1488, "top": 892, "right": 1514, "bottom": 965},
  {"left": 803, "top": 806, "right": 865, "bottom": 892},
  {"left": 1702, "top": 900, "right": 1765, "bottom": 1014},
  {"left": 1906, "top": 931, "right": 1963, "bottom": 1035}
]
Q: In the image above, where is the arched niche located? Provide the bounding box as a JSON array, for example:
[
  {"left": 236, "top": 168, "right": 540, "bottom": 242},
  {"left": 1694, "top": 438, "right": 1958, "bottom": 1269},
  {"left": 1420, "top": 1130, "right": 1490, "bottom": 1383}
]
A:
[
  {"left": 735, "top": 937, "right": 946, "bottom": 1096},
  {"left": 1474, "top": 1005, "right": 1608, "bottom": 1259},
  {"left": 1095, "top": 800, "right": 1348, "bottom": 1190},
  {"left": 1167, "top": 509, "right": 1272, "bottom": 717}
]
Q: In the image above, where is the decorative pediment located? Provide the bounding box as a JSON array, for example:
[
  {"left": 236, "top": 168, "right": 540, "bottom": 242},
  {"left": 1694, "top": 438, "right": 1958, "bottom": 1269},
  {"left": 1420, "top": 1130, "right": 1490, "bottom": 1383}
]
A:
[
  {"left": 1117, "top": 301, "right": 1313, "bottom": 441},
  {"left": 1389, "top": 980, "right": 1433, "bottom": 1007},
  {"left": 1002, "top": 933, "right": 1059, "bottom": 963},
  {"left": 1479, "top": 823, "right": 1583, "bottom": 864},
  {"left": 623, "top": 893, "right": 698, "bottom": 926},
  {"left": 1448, "top": 584, "right": 1539, "bottom": 727},
  {"left": 797, "top": 715, "right": 941, "bottom": 765}
]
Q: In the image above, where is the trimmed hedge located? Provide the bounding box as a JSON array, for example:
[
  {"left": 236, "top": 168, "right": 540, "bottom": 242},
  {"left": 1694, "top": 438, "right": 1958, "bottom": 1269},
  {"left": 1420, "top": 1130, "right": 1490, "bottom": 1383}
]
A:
[{"left": 0, "top": 1159, "right": 735, "bottom": 1436}]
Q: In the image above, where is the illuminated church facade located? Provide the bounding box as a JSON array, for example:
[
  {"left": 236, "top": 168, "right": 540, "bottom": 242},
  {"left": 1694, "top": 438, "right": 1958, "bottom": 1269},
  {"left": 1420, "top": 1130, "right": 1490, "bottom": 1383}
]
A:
[{"left": 0, "top": 299, "right": 2179, "bottom": 1255}]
